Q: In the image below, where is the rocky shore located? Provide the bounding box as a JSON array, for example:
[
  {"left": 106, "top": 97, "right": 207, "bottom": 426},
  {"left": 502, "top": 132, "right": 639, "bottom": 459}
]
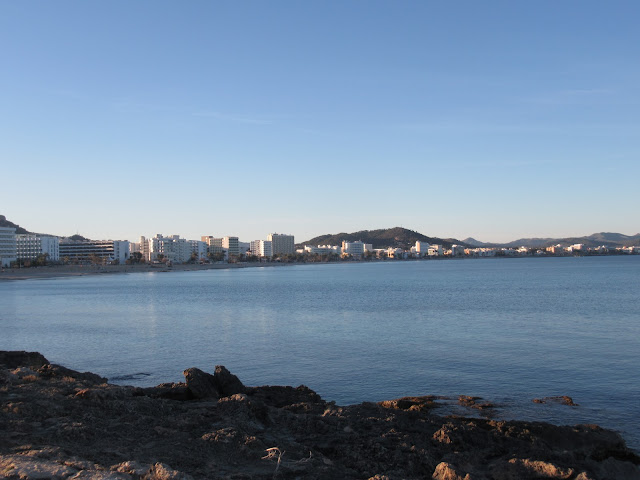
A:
[{"left": 1, "top": 352, "right": 638, "bottom": 480}]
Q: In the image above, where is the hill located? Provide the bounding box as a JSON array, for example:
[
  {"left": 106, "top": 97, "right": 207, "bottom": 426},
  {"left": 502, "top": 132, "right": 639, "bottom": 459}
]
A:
[
  {"left": 0, "top": 215, "right": 30, "bottom": 234},
  {"left": 300, "top": 227, "right": 465, "bottom": 250}
]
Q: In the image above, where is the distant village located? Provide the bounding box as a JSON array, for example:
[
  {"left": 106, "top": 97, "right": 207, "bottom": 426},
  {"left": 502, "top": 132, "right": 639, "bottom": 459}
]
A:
[{"left": 1, "top": 224, "right": 638, "bottom": 268}]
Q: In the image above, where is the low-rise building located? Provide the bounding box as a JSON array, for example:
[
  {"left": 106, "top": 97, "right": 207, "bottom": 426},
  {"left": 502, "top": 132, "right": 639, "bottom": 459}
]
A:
[{"left": 60, "top": 239, "right": 130, "bottom": 264}]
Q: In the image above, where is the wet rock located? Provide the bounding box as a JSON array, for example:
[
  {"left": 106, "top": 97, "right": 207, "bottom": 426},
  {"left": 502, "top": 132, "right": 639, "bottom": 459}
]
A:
[
  {"left": 533, "top": 395, "right": 579, "bottom": 406},
  {"left": 458, "top": 395, "right": 495, "bottom": 410},
  {"left": 379, "top": 395, "right": 438, "bottom": 412}
]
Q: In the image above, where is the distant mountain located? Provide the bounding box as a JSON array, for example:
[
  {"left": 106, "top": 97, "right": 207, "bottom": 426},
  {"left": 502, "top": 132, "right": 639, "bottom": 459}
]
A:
[
  {"left": 300, "top": 227, "right": 467, "bottom": 250},
  {"left": 0, "top": 215, "right": 30, "bottom": 234},
  {"left": 502, "top": 232, "right": 640, "bottom": 248}
]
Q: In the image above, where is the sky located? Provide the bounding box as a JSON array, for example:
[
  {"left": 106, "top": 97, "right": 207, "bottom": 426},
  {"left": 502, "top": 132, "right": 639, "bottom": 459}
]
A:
[{"left": 1, "top": 1, "right": 638, "bottom": 243}]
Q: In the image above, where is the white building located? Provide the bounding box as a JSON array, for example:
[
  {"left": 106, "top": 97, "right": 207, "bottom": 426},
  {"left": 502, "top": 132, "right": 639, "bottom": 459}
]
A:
[
  {"left": 567, "top": 244, "right": 585, "bottom": 253},
  {"left": 238, "top": 241, "right": 251, "bottom": 255},
  {"left": 427, "top": 245, "right": 443, "bottom": 256},
  {"left": 268, "top": 233, "right": 295, "bottom": 255},
  {"left": 0, "top": 226, "right": 17, "bottom": 267},
  {"left": 304, "top": 245, "right": 340, "bottom": 255},
  {"left": 16, "top": 234, "right": 60, "bottom": 262},
  {"left": 342, "top": 240, "right": 365, "bottom": 256},
  {"left": 202, "top": 236, "right": 226, "bottom": 260},
  {"left": 189, "top": 240, "right": 208, "bottom": 262},
  {"left": 148, "top": 234, "right": 191, "bottom": 263},
  {"left": 250, "top": 240, "right": 273, "bottom": 258},
  {"left": 415, "top": 241, "right": 431, "bottom": 257},
  {"left": 222, "top": 236, "right": 240, "bottom": 257}
]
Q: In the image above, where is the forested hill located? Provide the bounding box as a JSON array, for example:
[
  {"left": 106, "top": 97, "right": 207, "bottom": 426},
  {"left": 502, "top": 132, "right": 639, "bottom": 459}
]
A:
[
  {"left": 0, "top": 215, "right": 30, "bottom": 234},
  {"left": 300, "top": 227, "right": 466, "bottom": 250}
]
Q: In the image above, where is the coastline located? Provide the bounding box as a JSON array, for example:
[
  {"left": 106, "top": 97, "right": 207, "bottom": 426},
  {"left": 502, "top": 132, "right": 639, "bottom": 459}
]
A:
[
  {"left": 2, "top": 351, "right": 639, "bottom": 480},
  {"left": 1, "top": 254, "right": 632, "bottom": 282}
]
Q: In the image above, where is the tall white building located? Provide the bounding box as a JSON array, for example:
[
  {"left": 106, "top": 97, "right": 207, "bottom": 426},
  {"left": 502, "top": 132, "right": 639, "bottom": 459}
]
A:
[
  {"left": 0, "top": 227, "right": 17, "bottom": 267},
  {"left": 16, "top": 234, "right": 60, "bottom": 261},
  {"left": 250, "top": 240, "right": 273, "bottom": 258},
  {"left": 268, "top": 233, "right": 294, "bottom": 255}
]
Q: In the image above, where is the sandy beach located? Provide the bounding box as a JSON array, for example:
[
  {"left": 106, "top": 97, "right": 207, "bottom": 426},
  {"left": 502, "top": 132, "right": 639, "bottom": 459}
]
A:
[{"left": 0, "top": 262, "right": 288, "bottom": 281}]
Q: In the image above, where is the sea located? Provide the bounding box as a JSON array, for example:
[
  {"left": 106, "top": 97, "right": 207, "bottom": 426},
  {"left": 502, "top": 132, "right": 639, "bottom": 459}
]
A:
[{"left": 1, "top": 256, "right": 639, "bottom": 450}]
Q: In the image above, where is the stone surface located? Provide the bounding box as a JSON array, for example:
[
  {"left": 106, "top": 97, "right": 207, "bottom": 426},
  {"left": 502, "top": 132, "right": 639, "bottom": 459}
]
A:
[
  {"left": 182, "top": 367, "right": 218, "bottom": 399},
  {"left": 1, "top": 351, "right": 639, "bottom": 480}
]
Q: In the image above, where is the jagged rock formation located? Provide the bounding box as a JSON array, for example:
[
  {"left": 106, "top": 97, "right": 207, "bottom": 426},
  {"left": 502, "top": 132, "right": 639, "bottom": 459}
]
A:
[{"left": 1, "top": 351, "right": 639, "bottom": 479}]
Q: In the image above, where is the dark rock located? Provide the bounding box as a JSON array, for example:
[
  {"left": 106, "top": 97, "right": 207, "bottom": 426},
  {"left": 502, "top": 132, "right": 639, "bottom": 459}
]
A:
[
  {"left": 458, "top": 395, "right": 495, "bottom": 410},
  {"left": 533, "top": 395, "right": 579, "bottom": 406},
  {"left": 379, "top": 395, "right": 438, "bottom": 412},
  {"left": 2, "top": 351, "right": 639, "bottom": 480},
  {"left": 37, "top": 363, "right": 107, "bottom": 384},
  {"left": 183, "top": 367, "right": 218, "bottom": 399},
  {"left": 137, "top": 383, "right": 190, "bottom": 401},
  {"left": 0, "top": 351, "right": 49, "bottom": 369},
  {"left": 247, "top": 384, "right": 323, "bottom": 408},
  {"left": 213, "top": 365, "right": 246, "bottom": 396}
]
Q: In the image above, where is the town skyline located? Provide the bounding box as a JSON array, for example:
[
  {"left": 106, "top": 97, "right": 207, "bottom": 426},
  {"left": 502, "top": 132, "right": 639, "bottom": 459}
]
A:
[
  {"left": 1, "top": 2, "right": 638, "bottom": 243},
  {"left": 2, "top": 214, "right": 638, "bottom": 250}
]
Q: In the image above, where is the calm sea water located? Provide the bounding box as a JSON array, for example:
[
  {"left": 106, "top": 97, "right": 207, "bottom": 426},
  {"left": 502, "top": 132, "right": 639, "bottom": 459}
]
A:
[{"left": 1, "top": 256, "right": 639, "bottom": 450}]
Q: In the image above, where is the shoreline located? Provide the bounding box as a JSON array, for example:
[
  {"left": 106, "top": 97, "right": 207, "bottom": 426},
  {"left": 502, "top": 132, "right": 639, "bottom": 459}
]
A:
[
  {"left": 1, "top": 254, "right": 634, "bottom": 282},
  {"left": 0, "top": 261, "right": 291, "bottom": 281},
  {"left": 2, "top": 351, "right": 639, "bottom": 479}
]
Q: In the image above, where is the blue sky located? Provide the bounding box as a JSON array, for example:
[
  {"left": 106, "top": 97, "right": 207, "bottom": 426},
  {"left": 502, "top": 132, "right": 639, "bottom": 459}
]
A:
[{"left": 1, "top": 1, "right": 638, "bottom": 243}]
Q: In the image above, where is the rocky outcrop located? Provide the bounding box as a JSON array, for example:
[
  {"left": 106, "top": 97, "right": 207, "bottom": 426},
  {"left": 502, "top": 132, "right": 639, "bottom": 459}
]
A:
[{"left": 1, "top": 351, "right": 638, "bottom": 480}]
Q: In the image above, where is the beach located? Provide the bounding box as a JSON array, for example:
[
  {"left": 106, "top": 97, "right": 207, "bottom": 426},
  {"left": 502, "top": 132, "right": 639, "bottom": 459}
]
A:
[{"left": 0, "top": 262, "right": 288, "bottom": 281}]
